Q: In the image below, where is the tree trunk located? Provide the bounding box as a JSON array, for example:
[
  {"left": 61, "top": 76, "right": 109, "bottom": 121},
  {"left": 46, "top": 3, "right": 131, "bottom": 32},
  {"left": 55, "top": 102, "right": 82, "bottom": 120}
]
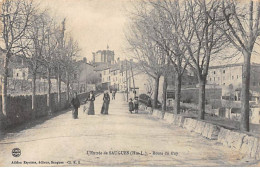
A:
[
  {"left": 240, "top": 51, "right": 251, "bottom": 132},
  {"left": 57, "top": 65, "right": 61, "bottom": 110},
  {"left": 47, "top": 67, "right": 52, "bottom": 114},
  {"left": 66, "top": 70, "right": 70, "bottom": 101},
  {"left": 32, "top": 72, "right": 36, "bottom": 119},
  {"left": 175, "top": 74, "right": 182, "bottom": 115},
  {"left": 198, "top": 76, "right": 206, "bottom": 120},
  {"left": 153, "top": 75, "right": 160, "bottom": 109},
  {"left": 1, "top": 54, "right": 9, "bottom": 116},
  {"left": 162, "top": 76, "right": 167, "bottom": 115}
]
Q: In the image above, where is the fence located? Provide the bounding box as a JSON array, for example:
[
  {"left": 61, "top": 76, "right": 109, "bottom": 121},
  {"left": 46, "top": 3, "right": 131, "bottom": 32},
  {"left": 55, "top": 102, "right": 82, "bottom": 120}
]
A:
[{"left": 0, "top": 91, "right": 90, "bottom": 127}]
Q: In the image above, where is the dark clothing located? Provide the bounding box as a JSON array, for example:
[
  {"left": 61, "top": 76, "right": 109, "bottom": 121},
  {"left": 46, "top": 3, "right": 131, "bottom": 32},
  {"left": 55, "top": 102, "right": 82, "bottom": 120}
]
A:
[
  {"left": 129, "top": 101, "right": 134, "bottom": 113},
  {"left": 101, "top": 93, "right": 110, "bottom": 115},
  {"left": 147, "top": 98, "right": 152, "bottom": 107},
  {"left": 86, "top": 93, "right": 95, "bottom": 115},
  {"left": 71, "top": 97, "right": 80, "bottom": 119},
  {"left": 112, "top": 91, "right": 116, "bottom": 100},
  {"left": 133, "top": 99, "right": 139, "bottom": 113},
  {"left": 72, "top": 108, "right": 79, "bottom": 119},
  {"left": 71, "top": 97, "right": 80, "bottom": 109}
]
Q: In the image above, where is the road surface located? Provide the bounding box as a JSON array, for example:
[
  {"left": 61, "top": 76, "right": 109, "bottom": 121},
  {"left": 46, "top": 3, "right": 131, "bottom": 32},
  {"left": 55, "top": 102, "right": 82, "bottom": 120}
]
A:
[{"left": 0, "top": 93, "right": 257, "bottom": 166}]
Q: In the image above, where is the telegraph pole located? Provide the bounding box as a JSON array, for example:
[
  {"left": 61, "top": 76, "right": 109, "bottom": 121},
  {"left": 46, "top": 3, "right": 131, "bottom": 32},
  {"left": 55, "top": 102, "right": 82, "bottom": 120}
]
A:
[
  {"left": 125, "top": 60, "right": 128, "bottom": 102},
  {"left": 130, "top": 61, "right": 136, "bottom": 98}
]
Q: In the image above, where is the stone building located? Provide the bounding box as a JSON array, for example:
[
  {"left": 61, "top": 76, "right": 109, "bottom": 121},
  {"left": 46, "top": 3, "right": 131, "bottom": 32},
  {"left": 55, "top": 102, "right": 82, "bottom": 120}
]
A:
[{"left": 92, "top": 46, "right": 115, "bottom": 65}]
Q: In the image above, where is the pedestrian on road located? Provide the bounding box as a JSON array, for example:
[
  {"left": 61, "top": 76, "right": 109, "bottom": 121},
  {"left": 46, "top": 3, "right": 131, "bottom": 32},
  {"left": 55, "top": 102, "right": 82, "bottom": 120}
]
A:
[
  {"left": 129, "top": 98, "right": 134, "bottom": 114},
  {"left": 85, "top": 90, "right": 95, "bottom": 115},
  {"left": 112, "top": 90, "right": 116, "bottom": 100},
  {"left": 101, "top": 91, "right": 110, "bottom": 115},
  {"left": 133, "top": 97, "right": 139, "bottom": 113},
  {"left": 147, "top": 96, "right": 152, "bottom": 114},
  {"left": 71, "top": 92, "right": 80, "bottom": 119}
]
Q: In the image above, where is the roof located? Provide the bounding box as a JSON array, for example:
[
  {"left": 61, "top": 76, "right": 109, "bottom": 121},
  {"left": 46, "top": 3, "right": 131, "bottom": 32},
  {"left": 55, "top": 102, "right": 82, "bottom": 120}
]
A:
[
  {"left": 209, "top": 63, "right": 260, "bottom": 69},
  {"left": 94, "top": 63, "right": 111, "bottom": 71}
]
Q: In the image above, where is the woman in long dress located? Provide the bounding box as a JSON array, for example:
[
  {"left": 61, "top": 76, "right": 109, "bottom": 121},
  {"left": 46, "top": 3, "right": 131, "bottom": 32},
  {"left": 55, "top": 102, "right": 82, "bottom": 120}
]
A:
[
  {"left": 101, "top": 92, "right": 110, "bottom": 115},
  {"left": 86, "top": 91, "right": 95, "bottom": 115}
]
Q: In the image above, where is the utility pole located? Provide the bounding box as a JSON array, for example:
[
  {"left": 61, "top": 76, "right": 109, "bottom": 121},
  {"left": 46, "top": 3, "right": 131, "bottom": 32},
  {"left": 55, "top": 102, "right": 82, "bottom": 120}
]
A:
[
  {"left": 130, "top": 61, "right": 136, "bottom": 98},
  {"left": 125, "top": 60, "right": 128, "bottom": 102}
]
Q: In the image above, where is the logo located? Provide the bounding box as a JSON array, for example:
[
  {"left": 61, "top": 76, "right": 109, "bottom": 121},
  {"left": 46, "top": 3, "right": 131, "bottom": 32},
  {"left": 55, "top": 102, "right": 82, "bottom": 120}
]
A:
[{"left": 12, "top": 148, "right": 21, "bottom": 157}]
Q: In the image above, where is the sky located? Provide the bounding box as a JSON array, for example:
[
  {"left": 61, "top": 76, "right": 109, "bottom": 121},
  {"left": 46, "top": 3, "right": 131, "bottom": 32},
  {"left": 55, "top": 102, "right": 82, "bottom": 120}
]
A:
[
  {"left": 38, "top": 0, "right": 260, "bottom": 65},
  {"left": 39, "top": 0, "right": 131, "bottom": 62}
]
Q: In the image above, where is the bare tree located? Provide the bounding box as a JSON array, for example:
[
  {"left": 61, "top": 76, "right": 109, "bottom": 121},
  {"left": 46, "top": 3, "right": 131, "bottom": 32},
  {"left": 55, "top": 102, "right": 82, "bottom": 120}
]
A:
[
  {"left": 175, "top": 0, "right": 228, "bottom": 119},
  {"left": 147, "top": 0, "right": 190, "bottom": 115},
  {"left": 62, "top": 36, "right": 80, "bottom": 102},
  {"left": 0, "top": 0, "right": 35, "bottom": 116},
  {"left": 42, "top": 14, "right": 59, "bottom": 114},
  {"left": 207, "top": 0, "right": 260, "bottom": 131},
  {"left": 126, "top": 2, "right": 166, "bottom": 109},
  {"left": 22, "top": 10, "right": 49, "bottom": 118}
]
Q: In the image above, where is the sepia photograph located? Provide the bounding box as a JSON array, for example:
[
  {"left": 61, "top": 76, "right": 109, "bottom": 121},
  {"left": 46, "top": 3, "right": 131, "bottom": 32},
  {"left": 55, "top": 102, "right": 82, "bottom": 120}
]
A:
[{"left": 0, "top": 0, "right": 260, "bottom": 167}]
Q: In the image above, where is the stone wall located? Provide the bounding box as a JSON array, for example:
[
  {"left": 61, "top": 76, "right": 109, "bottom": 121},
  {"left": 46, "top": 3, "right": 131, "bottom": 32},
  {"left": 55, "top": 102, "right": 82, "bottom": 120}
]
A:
[{"left": 149, "top": 108, "right": 260, "bottom": 160}]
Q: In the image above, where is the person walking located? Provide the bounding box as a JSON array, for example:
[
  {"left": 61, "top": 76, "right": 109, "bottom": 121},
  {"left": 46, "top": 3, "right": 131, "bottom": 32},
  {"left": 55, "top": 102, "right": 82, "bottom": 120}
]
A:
[
  {"left": 133, "top": 97, "right": 139, "bottom": 113},
  {"left": 147, "top": 96, "right": 152, "bottom": 114},
  {"left": 101, "top": 91, "right": 110, "bottom": 115},
  {"left": 112, "top": 90, "right": 116, "bottom": 100},
  {"left": 129, "top": 98, "right": 134, "bottom": 114},
  {"left": 71, "top": 92, "right": 80, "bottom": 119},
  {"left": 85, "top": 91, "right": 95, "bottom": 115}
]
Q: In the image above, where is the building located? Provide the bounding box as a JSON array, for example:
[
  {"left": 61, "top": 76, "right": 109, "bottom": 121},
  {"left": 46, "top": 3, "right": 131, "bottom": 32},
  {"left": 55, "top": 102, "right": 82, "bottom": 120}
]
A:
[
  {"left": 92, "top": 46, "right": 115, "bottom": 65},
  {"left": 72, "top": 58, "right": 101, "bottom": 93},
  {"left": 207, "top": 63, "right": 260, "bottom": 88}
]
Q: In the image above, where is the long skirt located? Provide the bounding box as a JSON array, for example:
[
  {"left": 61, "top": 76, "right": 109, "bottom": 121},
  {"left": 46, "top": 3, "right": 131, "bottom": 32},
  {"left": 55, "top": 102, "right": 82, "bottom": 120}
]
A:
[
  {"left": 101, "top": 101, "right": 110, "bottom": 115},
  {"left": 72, "top": 108, "right": 78, "bottom": 119},
  {"left": 87, "top": 101, "right": 95, "bottom": 115}
]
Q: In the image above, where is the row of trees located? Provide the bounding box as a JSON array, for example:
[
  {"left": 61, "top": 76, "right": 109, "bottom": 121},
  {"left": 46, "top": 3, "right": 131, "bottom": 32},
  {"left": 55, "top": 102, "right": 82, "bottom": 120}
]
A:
[
  {"left": 0, "top": 0, "right": 80, "bottom": 118},
  {"left": 126, "top": 0, "right": 260, "bottom": 132}
]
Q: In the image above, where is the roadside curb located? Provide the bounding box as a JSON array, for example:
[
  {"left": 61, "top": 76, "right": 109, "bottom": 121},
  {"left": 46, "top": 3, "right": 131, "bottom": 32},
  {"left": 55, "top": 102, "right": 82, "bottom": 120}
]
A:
[{"left": 149, "top": 108, "right": 260, "bottom": 160}]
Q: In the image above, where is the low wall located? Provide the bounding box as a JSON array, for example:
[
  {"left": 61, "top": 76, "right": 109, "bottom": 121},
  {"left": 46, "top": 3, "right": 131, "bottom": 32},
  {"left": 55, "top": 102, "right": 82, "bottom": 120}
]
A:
[
  {"left": 0, "top": 92, "right": 90, "bottom": 128},
  {"left": 150, "top": 108, "right": 260, "bottom": 160}
]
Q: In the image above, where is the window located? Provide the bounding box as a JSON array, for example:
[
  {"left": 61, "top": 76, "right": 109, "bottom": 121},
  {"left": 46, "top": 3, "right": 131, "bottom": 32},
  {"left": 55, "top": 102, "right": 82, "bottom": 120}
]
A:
[
  {"left": 210, "top": 78, "right": 212, "bottom": 81},
  {"left": 237, "top": 75, "right": 239, "bottom": 79},
  {"left": 223, "top": 83, "right": 225, "bottom": 85},
  {"left": 223, "top": 70, "right": 225, "bottom": 74},
  {"left": 214, "top": 77, "right": 215, "bottom": 81},
  {"left": 23, "top": 72, "right": 25, "bottom": 78},
  {"left": 213, "top": 71, "right": 216, "bottom": 74},
  {"left": 232, "top": 76, "right": 234, "bottom": 80},
  {"left": 17, "top": 73, "right": 19, "bottom": 77}
]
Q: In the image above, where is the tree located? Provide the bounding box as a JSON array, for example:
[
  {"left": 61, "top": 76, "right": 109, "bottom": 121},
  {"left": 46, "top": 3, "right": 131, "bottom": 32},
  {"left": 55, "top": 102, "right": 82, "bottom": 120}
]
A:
[
  {"left": 0, "top": 0, "right": 35, "bottom": 117},
  {"left": 147, "top": 0, "right": 190, "bottom": 115},
  {"left": 126, "top": 2, "right": 166, "bottom": 109},
  {"left": 63, "top": 36, "right": 80, "bottom": 102},
  {"left": 207, "top": 0, "right": 260, "bottom": 131},
  {"left": 175, "top": 0, "right": 228, "bottom": 119},
  {"left": 22, "top": 10, "right": 49, "bottom": 118},
  {"left": 42, "top": 14, "right": 59, "bottom": 114}
]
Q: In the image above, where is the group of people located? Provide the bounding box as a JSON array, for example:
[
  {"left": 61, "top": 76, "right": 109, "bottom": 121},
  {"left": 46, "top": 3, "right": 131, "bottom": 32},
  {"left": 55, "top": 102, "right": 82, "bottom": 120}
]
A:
[
  {"left": 70, "top": 91, "right": 111, "bottom": 119},
  {"left": 128, "top": 97, "right": 139, "bottom": 114}
]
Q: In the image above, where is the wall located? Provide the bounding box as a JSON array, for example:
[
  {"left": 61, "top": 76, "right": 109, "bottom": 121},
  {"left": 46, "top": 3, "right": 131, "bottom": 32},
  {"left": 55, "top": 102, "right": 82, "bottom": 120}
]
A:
[{"left": 0, "top": 92, "right": 89, "bottom": 127}]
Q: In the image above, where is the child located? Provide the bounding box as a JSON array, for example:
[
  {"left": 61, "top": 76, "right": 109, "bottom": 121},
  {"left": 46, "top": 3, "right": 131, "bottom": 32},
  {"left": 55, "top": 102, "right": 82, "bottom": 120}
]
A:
[
  {"left": 133, "top": 97, "right": 139, "bottom": 113},
  {"left": 129, "top": 98, "right": 134, "bottom": 114}
]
